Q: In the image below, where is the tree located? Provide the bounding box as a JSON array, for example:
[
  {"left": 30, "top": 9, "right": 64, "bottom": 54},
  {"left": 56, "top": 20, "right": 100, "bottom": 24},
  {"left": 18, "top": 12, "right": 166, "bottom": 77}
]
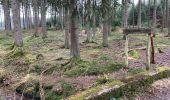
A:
[
  {"left": 41, "top": 0, "right": 48, "bottom": 38},
  {"left": 102, "top": 0, "right": 110, "bottom": 47},
  {"left": 153, "top": 0, "right": 157, "bottom": 29},
  {"left": 2, "top": 0, "right": 11, "bottom": 35},
  {"left": 32, "top": 0, "right": 39, "bottom": 37},
  {"left": 11, "top": 0, "right": 24, "bottom": 54},
  {"left": 162, "top": 0, "right": 166, "bottom": 28},
  {"left": 122, "top": 0, "right": 128, "bottom": 28},
  {"left": 85, "top": 0, "right": 92, "bottom": 42},
  {"left": 64, "top": 0, "right": 70, "bottom": 49},
  {"left": 70, "top": 0, "right": 80, "bottom": 58},
  {"left": 137, "top": 0, "right": 142, "bottom": 28}
]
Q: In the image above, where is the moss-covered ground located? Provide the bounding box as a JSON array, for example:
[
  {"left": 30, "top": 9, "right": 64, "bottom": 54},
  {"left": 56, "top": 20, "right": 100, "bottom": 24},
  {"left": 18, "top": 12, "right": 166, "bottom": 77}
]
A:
[{"left": 0, "top": 28, "right": 170, "bottom": 99}]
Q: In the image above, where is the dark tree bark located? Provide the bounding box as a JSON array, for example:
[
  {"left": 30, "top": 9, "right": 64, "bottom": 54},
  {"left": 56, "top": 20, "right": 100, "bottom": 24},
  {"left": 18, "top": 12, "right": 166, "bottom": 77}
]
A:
[
  {"left": 11, "top": 0, "right": 24, "bottom": 54},
  {"left": 3, "top": 0, "right": 12, "bottom": 35},
  {"left": 162, "top": 0, "right": 166, "bottom": 28},
  {"left": 85, "top": 0, "right": 92, "bottom": 42},
  {"left": 123, "top": 0, "right": 128, "bottom": 28},
  {"left": 33, "top": 0, "right": 39, "bottom": 37},
  {"left": 102, "top": 0, "right": 110, "bottom": 47},
  {"left": 64, "top": 0, "right": 70, "bottom": 49},
  {"left": 137, "top": 0, "right": 142, "bottom": 28},
  {"left": 41, "top": 0, "right": 47, "bottom": 38},
  {"left": 70, "top": 0, "right": 80, "bottom": 58},
  {"left": 166, "top": 0, "right": 169, "bottom": 28},
  {"left": 153, "top": 0, "right": 157, "bottom": 29}
]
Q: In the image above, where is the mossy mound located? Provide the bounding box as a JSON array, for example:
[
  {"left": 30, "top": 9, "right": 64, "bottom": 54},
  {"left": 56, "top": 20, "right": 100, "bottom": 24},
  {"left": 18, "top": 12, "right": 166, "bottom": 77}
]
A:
[
  {"left": 64, "top": 59, "right": 125, "bottom": 77},
  {"left": 68, "top": 68, "right": 170, "bottom": 100}
]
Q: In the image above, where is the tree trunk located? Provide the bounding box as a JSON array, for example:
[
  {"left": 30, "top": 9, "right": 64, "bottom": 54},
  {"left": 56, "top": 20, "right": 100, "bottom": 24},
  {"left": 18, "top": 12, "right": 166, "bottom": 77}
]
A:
[
  {"left": 70, "top": 0, "right": 80, "bottom": 58},
  {"left": 41, "top": 0, "right": 47, "bottom": 38},
  {"left": 103, "top": 21, "right": 109, "bottom": 47},
  {"left": 153, "top": 0, "right": 157, "bottom": 29},
  {"left": 11, "top": 0, "right": 24, "bottom": 54},
  {"left": 24, "top": 0, "right": 29, "bottom": 30},
  {"left": 64, "top": 3, "right": 70, "bottom": 49},
  {"left": 163, "top": 0, "right": 166, "bottom": 28},
  {"left": 166, "top": 0, "right": 169, "bottom": 28},
  {"left": 3, "top": 0, "right": 11, "bottom": 35},
  {"left": 123, "top": 0, "right": 128, "bottom": 28},
  {"left": 85, "top": 0, "right": 91, "bottom": 42},
  {"left": 92, "top": 15, "right": 96, "bottom": 40},
  {"left": 33, "top": 0, "right": 39, "bottom": 37},
  {"left": 167, "top": 0, "right": 170, "bottom": 36},
  {"left": 137, "top": 0, "right": 142, "bottom": 28},
  {"left": 102, "top": 0, "right": 109, "bottom": 47},
  {"left": 121, "top": 0, "right": 125, "bottom": 27}
]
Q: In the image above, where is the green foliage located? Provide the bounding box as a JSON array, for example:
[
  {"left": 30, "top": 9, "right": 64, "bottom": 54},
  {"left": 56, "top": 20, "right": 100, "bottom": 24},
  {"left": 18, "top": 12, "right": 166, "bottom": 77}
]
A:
[
  {"left": 59, "top": 80, "right": 76, "bottom": 97},
  {"left": 128, "top": 68, "right": 145, "bottom": 75},
  {"left": 0, "top": 37, "right": 13, "bottom": 47},
  {"left": 96, "top": 75, "right": 112, "bottom": 85},
  {"left": 45, "top": 91, "right": 61, "bottom": 100},
  {"left": 128, "top": 50, "right": 139, "bottom": 59},
  {"left": 100, "top": 54, "right": 112, "bottom": 61}
]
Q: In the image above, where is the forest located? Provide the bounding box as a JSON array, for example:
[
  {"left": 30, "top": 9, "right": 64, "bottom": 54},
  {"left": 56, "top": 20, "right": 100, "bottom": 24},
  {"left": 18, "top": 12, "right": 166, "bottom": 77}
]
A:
[{"left": 0, "top": 0, "right": 170, "bottom": 100}]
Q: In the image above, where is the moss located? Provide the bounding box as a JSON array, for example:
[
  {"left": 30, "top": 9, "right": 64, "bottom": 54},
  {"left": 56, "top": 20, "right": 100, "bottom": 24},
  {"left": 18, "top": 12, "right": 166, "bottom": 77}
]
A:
[
  {"left": 99, "top": 54, "right": 112, "bottom": 61},
  {"left": 44, "top": 64, "right": 60, "bottom": 75},
  {"left": 5, "top": 45, "right": 25, "bottom": 58},
  {"left": 96, "top": 75, "right": 112, "bottom": 85},
  {"left": 64, "top": 60, "right": 125, "bottom": 77},
  {"left": 68, "top": 80, "right": 123, "bottom": 100},
  {"left": 128, "top": 50, "right": 139, "bottom": 59},
  {"left": 45, "top": 90, "right": 61, "bottom": 100},
  {"left": 59, "top": 80, "right": 76, "bottom": 97},
  {"left": 128, "top": 68, "right": 145, "bottom": 75},
  {"left": 69, "top": 70, "right": 170, "bottom": 100},
  {"left": 156, "top": 66, "right": 170, "bottom": 72}
]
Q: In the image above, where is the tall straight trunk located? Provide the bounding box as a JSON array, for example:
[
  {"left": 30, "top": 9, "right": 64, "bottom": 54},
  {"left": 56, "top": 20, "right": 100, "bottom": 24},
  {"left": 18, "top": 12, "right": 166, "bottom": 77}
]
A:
[
  {"left": 167, "top": 0, "right": 170, "bottom": 36},
  {"left": 11, "top": 0, "right": 24, "bottom": 54},
  {"left": 92, "top": 15, "right": 96, "bottom": 39},
  {"left": 163, "top": 0, "right": 166, "bottom": 28},
  {"left": 3, "top": 0, "right": 11, "bottom": 35},
  {"left": 92, "top": 0, "right": 96, "bottom": 39},
  {"left": 22, "top": 2, "right": 26, "bottom": 29},
  {"left": 113, "top": 0, "right": 116, "bottom": 20},
  {"left": 59, "top": 7, "right": 64, "bottom": 30},
  {"left": 103, "top": 21, "right": 108, "bottom": 47},
  {"left": 33, "top": 0, "right": 39, "bottom": 37},
  {"left": 121, "top": 0, "right": 125, "bottom": 27},
  {"left": 137, "top": 0, "right": 142, "bottom": 28},
  {"left": 148, "top": 0, "right": 151, "bottom": 27},
  {"left": 153, "top": 0, "right": 157, "bottom": 29},
  {"left": 70, "top": 0, "right": 80, "bottom": 58},
  {"left": 123, "top": 0, "right": 128, "bottom": 28},
  {"left": 102, "top": 0, "right": 109, "bottom": 47},
  {"left": 85, "top": 0, "right": 91, "bottom": 42},
  {"left": 41, "top": 0, "right": 47, "bottom": 38},
  {"left": 64, "top": 1, "right": 70, "bottom": 49},
  {"left": 24, "top": 0, "right": 29, "bottom": 30},
  {"left": 166, "top": 0, "right": 169, "bottom": 28},
  {"left": 27, "top": 0, "right": 32, "bottom": 29}
]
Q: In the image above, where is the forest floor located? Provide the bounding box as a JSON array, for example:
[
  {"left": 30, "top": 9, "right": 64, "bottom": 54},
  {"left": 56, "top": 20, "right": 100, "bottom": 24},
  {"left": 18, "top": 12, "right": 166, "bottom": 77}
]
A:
[{"left": 0, "top": 28, "right": 170, "bottom": 99}]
